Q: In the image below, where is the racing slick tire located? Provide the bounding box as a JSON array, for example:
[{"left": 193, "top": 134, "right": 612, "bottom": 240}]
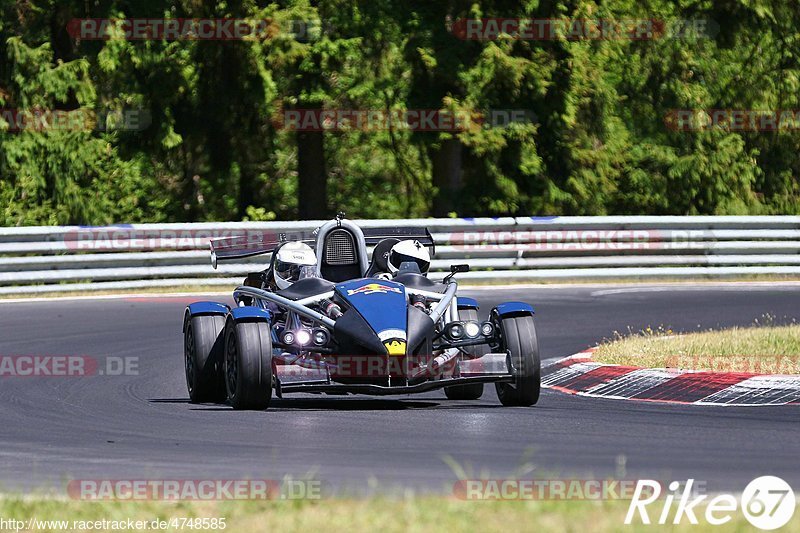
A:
[
  {"left": 184, "top": 315, "right": 227, "bottom": 403},
  {"left": 444, "top": 309, "right": 486, "bottom": 400},
  {"left": 224, "top": 320, "right": 273, "bottom": 410},
  {"left": 495, "top": 315, "right": 541, "bottom": 407}
]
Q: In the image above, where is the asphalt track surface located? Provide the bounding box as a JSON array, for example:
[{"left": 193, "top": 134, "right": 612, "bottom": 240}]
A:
[{"left": 0, "top": 284, "right": 798, "bottom": 495}]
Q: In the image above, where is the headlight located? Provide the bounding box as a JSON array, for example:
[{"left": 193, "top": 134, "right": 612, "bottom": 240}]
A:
[
  {"left": 282, "top": 331, "right": 295, "bottom": 345},
  {"left": 464, "top": 321, "right": 481, "bottom": 338},
  {"left": 448, "top": 323, "right": 465, "bottom": 340},
  {"left": 480, "top": 321, "right": 494, "bottom": 337},
  {"left": 296, "top": 330, "right": 311, "bottom": 346},
  {"left": 313, "top": 328, "right": 330, "bottom": 346}
]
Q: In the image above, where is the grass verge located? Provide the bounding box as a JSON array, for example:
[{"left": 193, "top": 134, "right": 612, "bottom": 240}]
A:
[
  {"left": 593, "top": 324, "right": 800, "bottom": 374},
  {"left": 1, "top": 495, "right": 794, "bottom": 533}
]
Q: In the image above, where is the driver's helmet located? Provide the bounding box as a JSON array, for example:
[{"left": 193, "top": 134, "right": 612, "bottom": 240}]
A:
[
  {"left": 387, "top": 240, "right": 431, "bottom": 274},
  {"left": 273, "top": 242, "right": 317, "bottom": 290}
]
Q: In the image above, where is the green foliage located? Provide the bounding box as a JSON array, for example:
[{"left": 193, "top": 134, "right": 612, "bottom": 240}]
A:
[{"left": 0, "top": 37, "right": 156, "bottom": 225}]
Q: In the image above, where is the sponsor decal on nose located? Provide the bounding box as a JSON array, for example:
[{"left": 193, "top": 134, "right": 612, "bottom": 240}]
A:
[
  {"left": 346, "top": 283, "right": 402, "bottom": 296},
  {"left": 384, "top": 340, "right": 406, "bottom": 356}
]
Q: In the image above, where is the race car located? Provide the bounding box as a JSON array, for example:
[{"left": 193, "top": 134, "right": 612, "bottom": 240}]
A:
[{"left": 182, "top": 215, "right": 540, "bottom": 410}]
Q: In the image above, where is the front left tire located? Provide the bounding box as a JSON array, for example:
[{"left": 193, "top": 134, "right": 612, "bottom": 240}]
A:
[
  {"left": 224, "top": 320, "right": 273, "bottom": 410},
  {"left": 495, "top": 315, "right": 541, "bottom": 407}
]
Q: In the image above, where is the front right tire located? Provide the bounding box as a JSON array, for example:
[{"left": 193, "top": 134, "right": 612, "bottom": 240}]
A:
[{"left": 184, "top": 315, "right": 227, "bottom": 403}]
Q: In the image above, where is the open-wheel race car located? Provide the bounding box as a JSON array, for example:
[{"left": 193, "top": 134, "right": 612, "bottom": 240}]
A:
[{"left": 182, "top": 216, "right": 540, "bottom": 410}]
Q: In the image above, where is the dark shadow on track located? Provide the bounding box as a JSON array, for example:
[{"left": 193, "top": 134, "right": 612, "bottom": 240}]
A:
[
  {"left": 150, "top": 397, "right": 442, "bottom": 410},
  {"left": 150, "top": 397, "right": 533, "bottom": 411},
  {"left": 269, "top": 398, "right": 442, "bottom": 410},
  {"left": 154, "top": 397, "right": 552, "bottom": 411}
]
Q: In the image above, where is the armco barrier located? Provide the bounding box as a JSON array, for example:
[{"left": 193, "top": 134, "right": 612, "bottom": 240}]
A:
[{"left": 1, "top": 216, "right": 800, "bottom": 294}]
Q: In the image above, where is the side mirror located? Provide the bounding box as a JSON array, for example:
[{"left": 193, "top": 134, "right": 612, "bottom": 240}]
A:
[{"left": 444, "top": 264, "right": 469, "bottom": 283}]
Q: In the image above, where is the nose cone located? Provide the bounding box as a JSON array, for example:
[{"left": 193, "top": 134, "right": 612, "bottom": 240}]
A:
[{"left": 335, "top": 280, "right": 408, "bottom": 353}]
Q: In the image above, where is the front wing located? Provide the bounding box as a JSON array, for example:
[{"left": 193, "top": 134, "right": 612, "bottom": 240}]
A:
[{"left": 273, "top": 352, "right": 512, "bottom": 397}]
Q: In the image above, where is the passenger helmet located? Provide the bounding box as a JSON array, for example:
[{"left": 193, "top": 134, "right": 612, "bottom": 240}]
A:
[
  {"left": 273, "top": 242, "right": 317, "bottom": 290},
  {"left": 387, "top": 240, "right": 431, "bottom": 274}
]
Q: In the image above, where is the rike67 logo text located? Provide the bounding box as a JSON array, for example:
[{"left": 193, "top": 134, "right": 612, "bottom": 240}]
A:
[{"left": 626, "top": 477, "right": 796, "bottom": 530}]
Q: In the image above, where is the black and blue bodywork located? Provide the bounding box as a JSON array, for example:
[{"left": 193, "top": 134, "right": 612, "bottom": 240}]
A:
[{"left": 182, "top": 217, "right": 541, "bottom": 410}]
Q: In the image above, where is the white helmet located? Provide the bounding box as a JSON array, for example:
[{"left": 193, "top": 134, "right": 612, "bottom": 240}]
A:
[
  {"left": 273, "top": 242, "right": 317, "bottom": 289},
  {"left": 388, "top": 240, "right": 431, "bottom": 274}
]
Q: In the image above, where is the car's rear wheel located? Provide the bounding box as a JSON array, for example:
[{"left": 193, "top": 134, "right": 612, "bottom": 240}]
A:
[
  {"left": 495, "top": 315, "right": 541, "bottom": 407},
  {"left": 224, "top": 320, "right": 273, "bottom": 410},
  {"left": 184, "top": 315, "right": 226, "bottom": 403},
  {"left": 444, "top": 308, "right": 486, "bottom": 401}
]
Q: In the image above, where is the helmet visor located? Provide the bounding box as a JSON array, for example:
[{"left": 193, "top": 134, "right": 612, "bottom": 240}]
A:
[
  {"left": 389, "top": 250, "right": 430, "bottom": 273},
  {"left": 276, "top": 262, "right": 316, "bottom": 284}
]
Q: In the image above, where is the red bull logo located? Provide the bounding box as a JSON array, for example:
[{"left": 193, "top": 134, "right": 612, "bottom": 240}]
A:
[{"left": 346, "top": 283, "right": 402, "bottom": 296}]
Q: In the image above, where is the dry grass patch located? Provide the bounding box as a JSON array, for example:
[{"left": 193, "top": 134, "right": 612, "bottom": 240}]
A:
[{"left": 594, "top": 324, "right": 800, "bottom": 374}]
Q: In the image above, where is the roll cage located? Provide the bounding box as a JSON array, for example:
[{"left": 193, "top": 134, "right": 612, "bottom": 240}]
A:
[{"left": 210, "top": 216, "right": 435, "bottom": 283}]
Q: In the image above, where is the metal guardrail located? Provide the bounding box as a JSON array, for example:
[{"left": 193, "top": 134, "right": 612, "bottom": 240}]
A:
[{"left": 1, "top": 216, "right": 800, "bottom": 294}]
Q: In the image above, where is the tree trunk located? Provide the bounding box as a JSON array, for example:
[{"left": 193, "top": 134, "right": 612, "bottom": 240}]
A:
[
  {"left": 238, "top": 164, "right": 255, "bottom": 219},
  {"left": 430, "top": 137, "right": 463, "bottom": 217},
  {"left": 297, "top": 129, "right": 327, "bottom": 219}
]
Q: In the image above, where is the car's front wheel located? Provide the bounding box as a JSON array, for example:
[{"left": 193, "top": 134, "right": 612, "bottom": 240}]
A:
[
  {"left": 224, "top": 320, "right": 273, "bottom": 410},
  {"left": 495, "top": 315, "right": 541, "bottom": 406}
]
